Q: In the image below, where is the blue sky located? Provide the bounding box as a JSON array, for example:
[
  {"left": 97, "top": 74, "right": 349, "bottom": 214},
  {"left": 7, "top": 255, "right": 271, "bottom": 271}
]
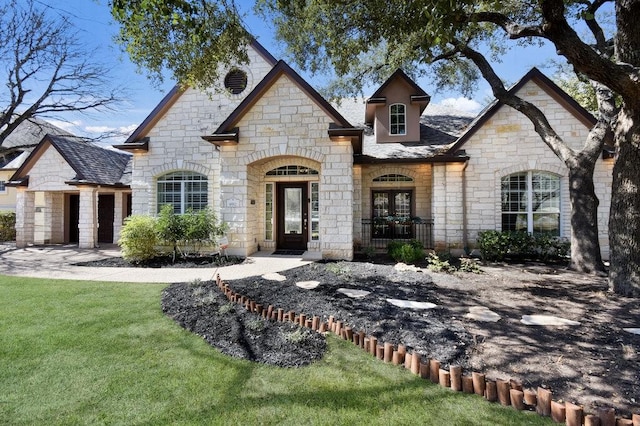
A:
[{"left": 34, "top": 0, "right": 559, "bottom": 143}]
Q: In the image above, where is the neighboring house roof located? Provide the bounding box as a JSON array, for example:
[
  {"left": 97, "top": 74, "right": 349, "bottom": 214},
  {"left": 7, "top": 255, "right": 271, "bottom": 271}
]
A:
[
  {"left": 9, "top": 134, "right": 131, "bottom": 187},
  {"left": 118, "top": 38, "right": 278, "bottom": 147},
  {"left": 447, "top": 67, "right": 597, "bottom": 155},
  {"left": 1, "top": 117, "right": 72, "bottom": 168}
]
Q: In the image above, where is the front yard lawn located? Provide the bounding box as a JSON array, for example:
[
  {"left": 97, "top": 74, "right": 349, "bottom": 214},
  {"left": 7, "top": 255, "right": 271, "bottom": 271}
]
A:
[{"left": 0, "top": 275, "right": 551, "bottom": 425}]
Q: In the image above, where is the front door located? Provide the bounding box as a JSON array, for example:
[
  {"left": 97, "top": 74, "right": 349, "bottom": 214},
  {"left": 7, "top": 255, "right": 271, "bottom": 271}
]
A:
[
  {"left": 98, "top": 194, "right": 115, "bottom": 243},
  {"left": 276, "top": 183, "right": 308, "bottom": 250},
  {"left": 68, "top": 194, "right": 80, "bottom": 243}
]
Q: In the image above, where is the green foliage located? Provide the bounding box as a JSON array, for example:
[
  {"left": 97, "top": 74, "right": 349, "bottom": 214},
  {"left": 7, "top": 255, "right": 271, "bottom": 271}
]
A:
[
  {"left": 110, "top": 0, "right": 252, "bottom": 90},
  {"left": 118, "top": 214, "right": 159, "bottom": 263},
  {"left": 426, "top": 252, "right": 483, "bottom": 274},
  {"left": 0, "top": 211, "right": 16, "bottom": 241},
  {"left": 156, "top": 205, "right": 185, "bottom": 261},
  {"left": 477, "top": 230, "right": 569, "bottom": 262},
  {"left": 426, "top": 252, "right": 456, "bottom": 273},
  {"left": 387, "top": 239, "right": 425, "bottom": 264},
  {"left": 155, "top": 206, "right": 227, "bottom": 260}
]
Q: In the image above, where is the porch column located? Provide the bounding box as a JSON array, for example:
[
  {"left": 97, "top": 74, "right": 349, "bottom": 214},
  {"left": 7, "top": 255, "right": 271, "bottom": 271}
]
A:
[
  {"left": 15, "top": 188, "right": 35, "bottom": 247},
  {"left": 432, "top": 163, "right": 466, "bottom": 255},
  {"left": 113, "top": 192, "right": 124, "bottom": 244},
  {"left": 78, "top": 186, "right": 98, "bottom": 248},
  {"left": 43, "top": 192, "right": 65, "bottom": 244}
]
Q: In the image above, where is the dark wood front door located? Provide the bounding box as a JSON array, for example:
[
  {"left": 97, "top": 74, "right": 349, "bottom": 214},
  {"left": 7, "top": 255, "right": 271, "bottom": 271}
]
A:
[
  {"left": 98, "top": 194, "right": 115, "bottom": 243},
  {"left": 68, "top": 194, "right": 80, "bottom": 243},
  {"left": 276, "top": 183, "right": 308, "bottom": 250}
]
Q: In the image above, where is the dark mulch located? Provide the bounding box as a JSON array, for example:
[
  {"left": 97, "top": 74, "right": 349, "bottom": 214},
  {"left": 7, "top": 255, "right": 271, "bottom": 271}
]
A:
[{"left": 74, "top": 254, "right": 244, "bottom": 268}]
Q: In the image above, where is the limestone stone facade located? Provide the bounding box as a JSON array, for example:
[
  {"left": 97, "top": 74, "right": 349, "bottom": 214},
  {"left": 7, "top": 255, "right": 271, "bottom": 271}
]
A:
[{"left": 117, "top": 41, "right": 613, "bottom": 261}]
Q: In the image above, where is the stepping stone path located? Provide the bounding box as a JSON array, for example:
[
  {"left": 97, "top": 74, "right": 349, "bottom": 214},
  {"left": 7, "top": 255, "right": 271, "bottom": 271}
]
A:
[
  {"left": 337, "top": 288, "right": 371, "bottom": 298},
  {"left": 386, "top": 298, "right": 437, "bottom": 310},
  {"left": 394, "top": 262, "right": 423, "bottom": 273},
  {"left": 623, "top": 328, "right": 640, "bottom": 336},
  {"left": 520, "top": 314, "right": 580, "bottom": 326},
  {"left": 464, "top": 306, "right": 501, "bottom": 322},
  {"left": 262, "top": 272, "right": 287, "bottom": 282},
  {"left": 296, "top": 281, "right": 320, "bottom": 289}
]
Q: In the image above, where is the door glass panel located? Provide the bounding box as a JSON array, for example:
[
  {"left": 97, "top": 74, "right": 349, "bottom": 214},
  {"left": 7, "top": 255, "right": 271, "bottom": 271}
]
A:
[{"left": 284, "top": 188, "right": 302, "bottom": 234}]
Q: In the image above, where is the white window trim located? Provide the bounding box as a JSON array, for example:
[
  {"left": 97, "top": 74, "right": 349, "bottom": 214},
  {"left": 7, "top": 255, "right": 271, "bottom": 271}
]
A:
[
  {"left": 501, "top": 171, "right": 561, "bottom": 236},
  {"left": 389, "top": 103, "right": 407, "bottom": 136},
  {"left": 156, "top": 171, "right": 208, "bottom": 214}
]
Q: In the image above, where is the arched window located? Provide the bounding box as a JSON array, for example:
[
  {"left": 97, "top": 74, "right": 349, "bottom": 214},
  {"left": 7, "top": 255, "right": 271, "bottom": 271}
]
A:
[
  {"left": 389, "top": 104, "right": 406, "bottom": 135},
  {"left": 157, "top": 171, "right": 208, "bottom": 214},
  {"left": 501, "top": 171, "right": 560, "bottom": 235},
  {"left": 373, "top": 174, "right": 413, "bottom": 182}
]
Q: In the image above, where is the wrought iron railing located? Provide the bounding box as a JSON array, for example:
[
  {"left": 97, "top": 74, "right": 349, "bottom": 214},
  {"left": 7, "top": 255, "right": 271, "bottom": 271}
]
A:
[{"left": 360, "top": 218, "right": 434, "bottom": 250}]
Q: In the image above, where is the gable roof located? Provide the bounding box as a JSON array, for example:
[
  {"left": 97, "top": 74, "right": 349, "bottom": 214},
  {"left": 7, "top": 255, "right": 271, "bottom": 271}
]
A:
[
  {"left": 116, "top": 38, "right": 278, "bottom": 147},
  {"left": 203, "top": 60, "right": 363, "bottom": 152},
  {"left": 447, "top": 67, "right": 597, "bottom": 154},
  {"left": 365, "top": 69, "right": 431, "bottom": 124},
  {"left": 210, "top": 60, "right": 354, "bottom": 134},
  {"left": 10, "top": 135, "right": 131, "bottom": 187},
  {"left": 1, "top": 117, "right": 73, "bottom": 168}
]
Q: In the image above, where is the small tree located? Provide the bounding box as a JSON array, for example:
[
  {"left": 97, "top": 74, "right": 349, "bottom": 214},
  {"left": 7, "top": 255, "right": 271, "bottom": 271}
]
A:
[{"left": 156, "top": 205, "right": 185, "bottom": 263}]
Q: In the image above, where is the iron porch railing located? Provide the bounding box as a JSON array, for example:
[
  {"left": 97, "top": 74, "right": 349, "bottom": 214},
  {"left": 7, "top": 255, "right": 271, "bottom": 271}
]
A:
[{"left": 360, "top": 218, "right": 434, "bottom": 250}]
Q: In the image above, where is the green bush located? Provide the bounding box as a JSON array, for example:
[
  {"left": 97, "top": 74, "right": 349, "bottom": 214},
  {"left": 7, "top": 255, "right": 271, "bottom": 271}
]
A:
[
  {"left": 156, "top": 205, "right": 185, "bottom": 262},
  {"left": 387, "top": 239, "right": 425, "bottom": 264},
  {"left": 477, "top": 230, "right": 569, "bottom": 262},
  {"left": 118, "top": 215, "right": 159, "bottom": 263},
  {"left": 0, "top": 211, "right": 16, "bottom": 241}
]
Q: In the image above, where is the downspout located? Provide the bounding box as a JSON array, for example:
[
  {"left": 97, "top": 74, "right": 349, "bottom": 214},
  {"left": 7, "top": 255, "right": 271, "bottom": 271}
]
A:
[{"left": 462, "top": 160, "right": 469, "bottom": 255}]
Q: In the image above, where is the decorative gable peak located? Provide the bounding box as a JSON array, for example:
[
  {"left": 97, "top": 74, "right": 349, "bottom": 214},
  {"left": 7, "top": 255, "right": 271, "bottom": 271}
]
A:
[{"left": 365, "top": 69, "right": 430, "bottom": 143}]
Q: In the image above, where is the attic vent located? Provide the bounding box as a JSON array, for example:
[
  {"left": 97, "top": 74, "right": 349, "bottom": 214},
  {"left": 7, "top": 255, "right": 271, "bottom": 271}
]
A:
[{"left": 224, "top": 69, "right": 248, "bottom": 95}]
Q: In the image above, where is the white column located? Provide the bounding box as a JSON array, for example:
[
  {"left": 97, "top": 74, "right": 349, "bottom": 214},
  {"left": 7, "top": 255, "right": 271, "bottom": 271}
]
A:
[
  {"left": 78, "top": 186, "right": 98, "bottom": 248},
  {"left": 15, "top": 188, "right": 35, "bottom": 247},
  {"left": 113, "top": 192, "right": 124, "bottom": 244}
]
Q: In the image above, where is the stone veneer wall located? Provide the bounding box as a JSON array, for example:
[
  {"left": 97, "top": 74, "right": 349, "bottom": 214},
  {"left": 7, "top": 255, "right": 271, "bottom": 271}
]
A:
[
  {"left": 219, "top": 74, "right": 354, "bottom": 259},
  {"left": 440, "top": 79, "right": 613, "bottom": 258},
  {"left": 129, "top": 46, "right": 274, "bottom": 220}
]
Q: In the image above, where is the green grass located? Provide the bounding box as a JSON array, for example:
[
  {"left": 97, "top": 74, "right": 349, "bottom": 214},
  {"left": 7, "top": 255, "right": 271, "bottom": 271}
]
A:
[{"left": 0, "top": 275, "right": 552, "bottom": 425}]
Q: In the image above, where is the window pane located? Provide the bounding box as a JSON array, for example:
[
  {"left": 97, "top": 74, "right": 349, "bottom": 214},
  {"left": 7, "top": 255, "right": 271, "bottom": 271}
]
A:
[
  {"left": 265, "top": 183, "right": 273, "bottom": 240},
  {"left": 157, "top": 171, "right": 207, "bottom": 214},
  {"left": 533, "top": 213, "right": 560, "bottom": 235},
  {"left": 311, "top": 182, "right": 319, "bottom": 240}
]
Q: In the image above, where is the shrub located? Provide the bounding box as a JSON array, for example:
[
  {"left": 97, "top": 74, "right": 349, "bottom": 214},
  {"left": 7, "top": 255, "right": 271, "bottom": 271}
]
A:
[
  {"left": 118, "top": 215, "right": 158, "bottom": 263},
  {"left": 477, "top": 230, "right": 569, "bottom": 262},
  {"left": 388, "top": 239, "right": 425, "bottom": 264},
  {"left": 426, "top": 252, "right": 456, "bottom": 273},
  {"left": 0, "top": 211, "right": 16, "bottom": 241},
  {"left": 156, "top": 205, "right": 185, "bottom": 262}
]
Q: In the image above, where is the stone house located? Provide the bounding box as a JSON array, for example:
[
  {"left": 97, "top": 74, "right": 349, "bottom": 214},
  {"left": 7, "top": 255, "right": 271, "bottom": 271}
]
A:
[
  {"left": 11, "top": 39, "right": 613, "bottom": 258},
  {"left": 9, "top": 135, "right": 131, "bottom": 248},
  {"left": 113, "top": 40, "right": 613, "bottom": 260}
]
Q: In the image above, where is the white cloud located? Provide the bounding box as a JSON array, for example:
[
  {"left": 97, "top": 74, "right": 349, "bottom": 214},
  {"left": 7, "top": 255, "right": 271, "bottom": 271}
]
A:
[
  {"left": 85, "top": 125, "right": 115, "bottom": 133},
  {"left": 438, "top": 97, "right": 483, "bottom": 114}
]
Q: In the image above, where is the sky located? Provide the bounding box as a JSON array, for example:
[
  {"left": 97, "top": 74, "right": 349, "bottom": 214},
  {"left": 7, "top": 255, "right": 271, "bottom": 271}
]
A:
[{"left": 32, "top": 0, "right": 560, "bottom": 144}]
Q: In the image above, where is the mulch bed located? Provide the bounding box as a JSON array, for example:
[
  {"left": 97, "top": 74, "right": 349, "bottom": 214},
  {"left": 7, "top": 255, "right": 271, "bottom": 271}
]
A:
[{"left": 160, "top": 259, "right": 639, "bottom": 418}]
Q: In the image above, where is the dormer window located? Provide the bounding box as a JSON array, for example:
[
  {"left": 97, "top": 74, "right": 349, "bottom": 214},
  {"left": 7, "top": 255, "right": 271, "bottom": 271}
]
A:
[{"left": 390, "top": 104, "right": 406, "bottom": 135}]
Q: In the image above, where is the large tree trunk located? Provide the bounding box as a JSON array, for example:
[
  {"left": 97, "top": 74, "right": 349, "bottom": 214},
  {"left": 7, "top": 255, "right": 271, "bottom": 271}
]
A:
[
  {"left": 608, "top": 0, "right": 640, "bottom": 297},
  {"left": 609, "top": 106, "right": 640, "bottom": 296},
  {"left": 568, "top": 159, "right": 605, "bottom": 273}
]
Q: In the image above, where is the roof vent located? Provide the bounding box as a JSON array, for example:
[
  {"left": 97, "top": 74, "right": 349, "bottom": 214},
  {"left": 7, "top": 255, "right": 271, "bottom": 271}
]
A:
[{"left": 224, "top": 69, "right": 248, "bottom": 95}]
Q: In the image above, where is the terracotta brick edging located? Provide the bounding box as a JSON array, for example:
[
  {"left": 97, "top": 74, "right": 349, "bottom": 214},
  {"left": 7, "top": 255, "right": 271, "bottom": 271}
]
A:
[{"left": 214, "top": 274, "right": 639, "bottom": 425}]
